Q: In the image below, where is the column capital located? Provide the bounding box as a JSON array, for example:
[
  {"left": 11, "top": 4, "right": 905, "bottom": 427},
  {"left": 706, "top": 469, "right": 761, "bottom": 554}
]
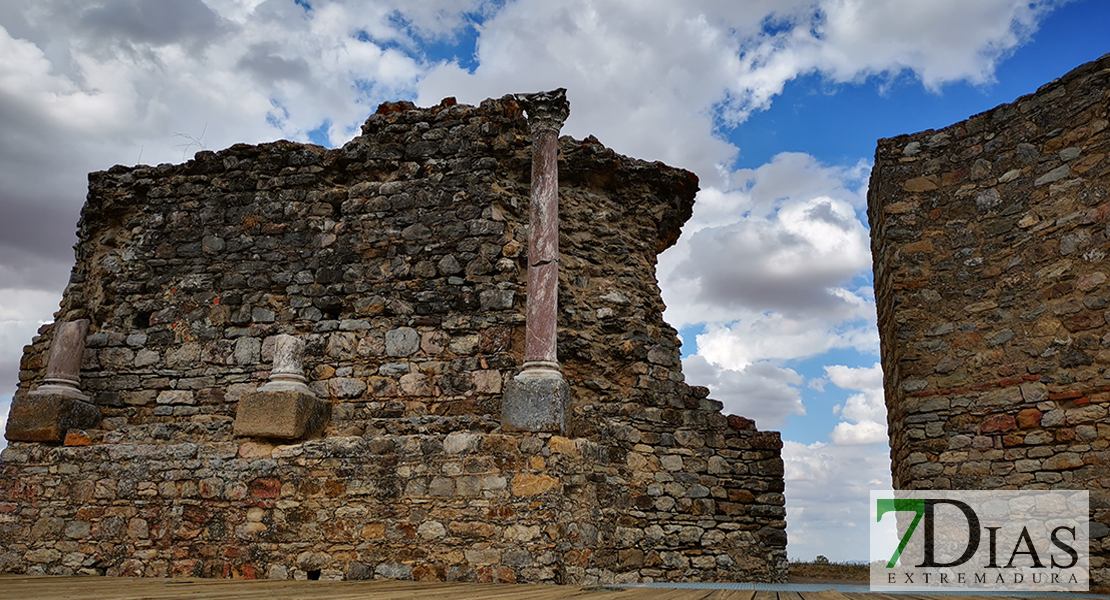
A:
[{"left": 516, "top": 88, "right": 569, "bottom": 133}]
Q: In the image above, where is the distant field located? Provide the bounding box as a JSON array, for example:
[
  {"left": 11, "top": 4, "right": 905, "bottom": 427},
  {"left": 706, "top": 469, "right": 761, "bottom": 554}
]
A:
[{"left": 788, "top": 560, "right": 869, "bottom": 582}]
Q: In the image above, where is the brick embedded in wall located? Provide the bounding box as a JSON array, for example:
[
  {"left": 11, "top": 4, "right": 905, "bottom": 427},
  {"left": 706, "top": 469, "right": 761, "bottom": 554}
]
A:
[
  {"left": 1, "top": 94, "right": 787, "bottom": 583},
  {"left": 869, "top": 53, "right": 1110, "bottom": 583}
]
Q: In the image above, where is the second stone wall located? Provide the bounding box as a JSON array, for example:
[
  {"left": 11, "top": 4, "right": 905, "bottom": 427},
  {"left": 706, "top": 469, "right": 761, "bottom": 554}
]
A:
[{"left": 869, "top": 54, "right": 1110, "bottom": 582}]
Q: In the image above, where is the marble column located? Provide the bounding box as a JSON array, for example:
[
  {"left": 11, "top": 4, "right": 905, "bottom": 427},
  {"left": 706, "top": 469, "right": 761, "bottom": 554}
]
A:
[
  {"left": 34, "top": 319, "right": 91, "bottom": 400},
  {"left": 6, "top": 319, "right": 100, "bottom": 443},
  {"left": 501, "top": 88, "right": 572, "bottom": 433}
]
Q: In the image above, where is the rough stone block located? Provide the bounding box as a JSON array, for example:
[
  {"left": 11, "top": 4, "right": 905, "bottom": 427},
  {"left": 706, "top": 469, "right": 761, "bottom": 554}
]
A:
[
  {"left": 233, "top": 390, "right": 331, "bottom": 439},
  {"left": 501, "top": 371, "right": 568, "bottom": 433},
  {"left": 5, "top": 393, "right": 101, "bottom": 443}
]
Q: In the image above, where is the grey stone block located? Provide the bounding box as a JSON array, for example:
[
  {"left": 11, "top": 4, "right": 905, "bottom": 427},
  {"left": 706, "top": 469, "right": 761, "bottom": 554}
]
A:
[
  {"left": 5, "top": 393, "right": 101, "bottom": 443},
  {"left": 479, "top": 289, "right": 514, "bottom": 310},
  {"left": 501, "top": 371, "right": 569, "bottom": 433},
  {"left": 385, "top": 327, "right": 419, "bottom": 356},
  {"left": 233, "top": 390, "right": 331, "bottom": 439}
]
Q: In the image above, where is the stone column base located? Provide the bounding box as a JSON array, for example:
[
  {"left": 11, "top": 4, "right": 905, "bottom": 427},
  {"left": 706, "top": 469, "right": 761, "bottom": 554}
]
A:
[
  {"left": 5, "top": 393, "right": 101, "bottom": 443},
  {"left": 234, "top": 390, "right": 331, "bottom": 440},
  {"left": 501, "top": 368, "right": 569, "bottom": 433}
]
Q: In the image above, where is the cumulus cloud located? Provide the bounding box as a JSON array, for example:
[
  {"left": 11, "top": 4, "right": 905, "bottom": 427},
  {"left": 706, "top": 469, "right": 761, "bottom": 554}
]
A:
[
  {"left": 0, "top": 0, "right": 467, "bottom": 344},
  {"left": 418, "top": 1, "right": 747, "bottom": 186},
  {"left": 659, "top": 152, "right": 872, "bottom": 328},
  {"left": 0, "top": 289, "right": 57, "bottom": 396},
  {"left": 0, "top": 0, "right": 1060, "bottom": 305},
  {"left": 826, "top": 362, "right": 888, "bottom": 445},
  {"left": 419, "top": 0, "right": 1059, "bottom": 186},
  {"left": 76, "top": 0, "right": 230, "bottom": 48},
  {"left": 679, "top": 309, "right": 878, "bottom": 432},
  {"left": 696, "top": 315, "right": 877, "bottom": 371},
  {"left": 801, "top": 0, "right": 1054, "bottom": 91},
  {"left": 783, "top": 439, "right": 893, "bottom": 561},
  {"left": 677, "top": 195, "right": 871, "bottom": 317},
  {"left": 660, "top": 150, "right": 878, "bottom": 434},
  {"left": 683, "top": 354, "right": 805, "bottom": 430}
]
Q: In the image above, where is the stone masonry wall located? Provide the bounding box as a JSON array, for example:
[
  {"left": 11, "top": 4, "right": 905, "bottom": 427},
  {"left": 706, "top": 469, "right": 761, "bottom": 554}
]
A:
[
  {"left": 1, "top": 95, "right": 787, "bottom": 583},
  {"left": 868, "top": 54, "right": 1110, "bottom": 582}
]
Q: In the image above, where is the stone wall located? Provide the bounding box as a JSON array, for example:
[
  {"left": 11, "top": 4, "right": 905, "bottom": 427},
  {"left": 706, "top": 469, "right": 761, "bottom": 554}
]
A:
[
  {"left": 868, "top": 54, "right": 1110, "bottom": 581},
  {"left": 1, "top": 95, "right": 787, "bottom": 583}
]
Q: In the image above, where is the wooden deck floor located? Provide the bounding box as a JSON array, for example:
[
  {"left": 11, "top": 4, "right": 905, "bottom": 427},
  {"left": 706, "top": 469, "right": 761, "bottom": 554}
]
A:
[{"left": 0, "top": 574, "right": 1093, "bottom": 600}]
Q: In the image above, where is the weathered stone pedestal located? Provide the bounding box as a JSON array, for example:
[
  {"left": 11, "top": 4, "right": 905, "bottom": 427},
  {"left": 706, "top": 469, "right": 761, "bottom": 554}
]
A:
[
  {"left": 5, "top": 393, "right": 101, "bottom": 443},
  {"left": 234, "top": 334, "right": 330, "bottom": 439},
  {"left": 233, "top": 389, "right": 331, "bottom": 439},
  {"left": 5, "top": 319, "right": 100, "bottom": 443},
  {"left": 502, "top": 366, "right": 569, "bottom": 433}
]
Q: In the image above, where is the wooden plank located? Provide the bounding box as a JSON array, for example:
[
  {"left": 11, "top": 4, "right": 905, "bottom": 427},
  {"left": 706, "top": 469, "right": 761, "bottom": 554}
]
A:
[
  {"left": 856, "top": 593, "right": 907, "bottom": 600},
  {"left": 924, "top": 594, "right": 992, "bottom": 600},
  {"left": 354, "top": 582, "right": 559, "bottom": 600},
  {"left": 698, "top": 590, "right": 755, "bottom": 600},
  {"left": 608, "top": 588, "right": 716, "bottom": 600},
  {"left": 676, "top": 590, "right": 729, "bottom": 600},
  {"left": 796, "top": 591, "right": 854, "bottom": 600},
  {"left": 325, "top": 580, "right": 554, "bottom": 600},
  {"left": 471, "top": 585, "right": 585, "bottom": 600},
  {"left": 864, "top": 593, "right": 909, "bottom": 600},
  {"left": 0, "top": 578, "right": 468, "bottom": 600},
  {"left": 2, "top": 577, "right": 989, "bottom": 600}
]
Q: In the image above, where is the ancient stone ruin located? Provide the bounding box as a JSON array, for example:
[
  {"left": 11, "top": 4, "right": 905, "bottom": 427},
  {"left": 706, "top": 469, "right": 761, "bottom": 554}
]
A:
[
  {"left": 1, "top": 91, "right": 787, "bottom": 583},
  {"left": 869, "top": 53, "right": 1110, "bottom": 582}
]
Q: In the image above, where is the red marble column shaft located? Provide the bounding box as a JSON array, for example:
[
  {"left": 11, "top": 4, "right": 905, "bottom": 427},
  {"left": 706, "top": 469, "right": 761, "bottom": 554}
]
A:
[
  {"left": 524, "top": 125, "right": 561, "bottom": 366},
  {"left": 516, "top": 88, "right": 569, "bottom": 371},
  {"left": 501, "top": 89, "right": 571, "bottom": 434}
]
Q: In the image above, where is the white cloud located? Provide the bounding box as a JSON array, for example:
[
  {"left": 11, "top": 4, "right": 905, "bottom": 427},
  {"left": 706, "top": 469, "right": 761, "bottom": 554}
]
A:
[
  {"left": 681, "top": 196, "right": 871, "bottom": 315},
  {"left": 0, "top": 289, "right": 56, "bottom": 404},
  {"left": 697, "top": 315, "right": 877, "bottom": 372},
  {"left": 661, "top": 150, "right": 880, "bottom": 446},
  {"left": 803, "top": 0, "right": 1054, "bottom": 91},
  {"left": 0, "top": 0, "right": 1061, "bottom": 304},
  {"left": 691, "top": 153, "right": 870, "bottom": 227},
  {"left": 418, "top": 0, "right": 745, "bottom": 188},
  {"left": 825, "top": 362, "right": 888, "bottom": 445},
  {"left": 783, "top": 439, "right": 892, "bottom": 561},
  {"left": 713, "top": 0, "right": 1056, "bottom": 123},
  {"left": 418, "top": 0, "right": 1058, "bottom": 186},
  {"left": 0, "top": 0, "right": 446, "bottom": 300},
  {"left": 683, "top": 354, "right": 805, "bottom": 429},
  {"left": 0, "top": 288, "right": 46, "bottom": 456},
  {"left": 829, "top": 420, "right": 887, "bottom": 446},
  {"left": 0, "top": 288, "right": 60, "bottom": 323},
  {"left": 659, "top": 153, "right": 873, "bottom": 330}
]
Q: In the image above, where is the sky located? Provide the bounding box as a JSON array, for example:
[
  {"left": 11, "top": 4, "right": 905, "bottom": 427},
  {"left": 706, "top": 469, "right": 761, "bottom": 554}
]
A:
[{"left": 0, "top": 0, "right": 1108, "bottom": 563}]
